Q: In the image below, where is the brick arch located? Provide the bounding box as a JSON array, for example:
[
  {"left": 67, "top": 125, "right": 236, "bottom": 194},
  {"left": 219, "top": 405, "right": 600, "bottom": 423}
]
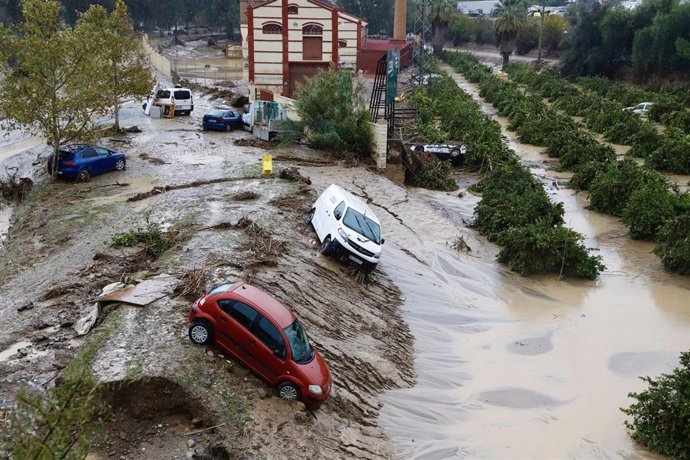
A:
[
  {"left": 262, "top": 22, "right": 282, "bottom": 34},
  {"left": 302, "top": 23, "right": 323, "bottom": 36}
]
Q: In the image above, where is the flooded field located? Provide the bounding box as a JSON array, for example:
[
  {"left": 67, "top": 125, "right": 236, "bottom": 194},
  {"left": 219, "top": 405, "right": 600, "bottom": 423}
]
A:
[{"left": 367, "top": 69, "right": 690, "bottom": 459}]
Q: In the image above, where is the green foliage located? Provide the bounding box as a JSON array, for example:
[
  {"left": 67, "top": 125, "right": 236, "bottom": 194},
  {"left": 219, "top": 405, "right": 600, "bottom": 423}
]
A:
[
  {"left": 622, "top": 350, "right": 690, "bottom": 457},
  {"left": 112, "top": 212, "right": 175, "bottom": 257},
  {"left": 8, "top": 371, "right": 106, "bottom": 459},
  {"left": 649, "top": 127, "right": 690, "bottom": 174},
  {"left": 293, "top": 70, "right": 373, "bottom": 156},
  {"left": 628, "top": 122, "right": 661, "bottom": 158},
  {"left": 474, "top": 165, "right": 564, "bottom": 241},
  {"left": 633, "top": 2, "right": 690, "bottom": 75},
  {"left": 588, "top": 159, "right": 648, "bottom": 216},
  {"left": 78, "top": 0, "right": 154, "bottom": 130},
  {"left": 515, "top": 17, "right": 539, "bottom": 55},
  {"left": 493, "top": 0, "right": 529, "bottom": 66},
  {"left": 622, "top": 175, "right": 677, "bottom": 239},
  {"left": 497, "top": 224, "right": 604, "bottom": 279},
  {"left": 405, "top": 157, "right": 458, "bottom": 191},
  {"left": 654, "top": 209, "right": 690, "bottom": 274},
  {"left": 542, "top": 14, "right": 570, "bottom": 52}
]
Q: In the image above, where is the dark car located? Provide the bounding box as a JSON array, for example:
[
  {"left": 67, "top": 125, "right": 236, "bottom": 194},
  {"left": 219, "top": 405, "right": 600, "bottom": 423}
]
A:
[
  {"left": 188, "top": 281, "right": 332, "bottom": 410},
  {"left": 47, "top": 144, "right": 126, "bottom": 182},
  {"left": 202, "top": 107, "right": 243, "bottom": 131}
]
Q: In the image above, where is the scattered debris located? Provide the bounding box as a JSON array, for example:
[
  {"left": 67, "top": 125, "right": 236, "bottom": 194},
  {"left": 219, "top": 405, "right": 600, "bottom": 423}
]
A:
[
  {"left": 39, "top": 283, "right": 83, "bottom": 301},
  {"left": 123, "top": 126, "right": 142, "bottom": 133},
  {"left": 0, "top": 167, "right": 32, "bottom": 202},
  {"left": 98, "top": 274, "right": 177, "bottom": 306},
  {"left": 278, "top": 167, "right": 311, "bottom": 185},
  {"left": 174, "top": 269, "right": 208, "bottom": 300},
  {"left": 128, "top": 176, "right": 257, "bottom": 202},
  {"left": 451, "top": 235, "right": 472, "bottom": 252},
  {"left": 139, "top": 153, "right": 167, "bottom": 165},
  {"left": 74, "top": 302, "right": 100, "bottom": 336},
  {"left": 230, "top": 190, "right": 259, "bottom": 201},
  {"left": 233, "top": 138, "right": 274, "bottom": 150},
  {"left": 16, "top": 302, "right": 34, "bottom": 312}
]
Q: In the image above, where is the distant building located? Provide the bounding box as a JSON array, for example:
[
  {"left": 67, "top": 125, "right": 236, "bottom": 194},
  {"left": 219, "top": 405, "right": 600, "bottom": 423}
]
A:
[{"left": 240, "top": 0, "right": 367, "bottom": 99}]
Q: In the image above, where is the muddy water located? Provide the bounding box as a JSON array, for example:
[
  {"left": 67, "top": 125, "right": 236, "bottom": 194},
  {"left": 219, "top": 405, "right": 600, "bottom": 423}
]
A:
[{"left": 350, "top": 70, "right": 687, "bottom": 458}]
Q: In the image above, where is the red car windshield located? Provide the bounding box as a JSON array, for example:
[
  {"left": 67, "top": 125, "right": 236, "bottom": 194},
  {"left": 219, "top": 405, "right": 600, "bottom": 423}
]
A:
[{"left": 283, "top": 320, "right": 312, "bottom": 363}]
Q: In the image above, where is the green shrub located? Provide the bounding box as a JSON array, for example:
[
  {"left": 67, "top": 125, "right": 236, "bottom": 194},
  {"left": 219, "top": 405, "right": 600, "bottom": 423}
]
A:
[
  {"left": 622, "top": 175, "right": 677, "bottom": 239},
  {"left": 8, "top": 372, "right": 105, "bottom": 459},
  {"left": 111, "top": 212, "right": 175, "bottom": 257},
  {"left": 649, "top": 128, "right": 690, "bottom": 174},
  {"left": 473, "top": 165, "right": 564, "bottom": 241},
  {"left": 293, "top": 69, "right": 373, "bottom": 156},
  {"left": 628, "top": 122, "right": 661, "bottom": 158},
  {"left": 588, "top": 159, "right": 647, "bottom": 216},
  {"left": 405, "top": 157, "right": 458, "bottom": 192},
  {"left": 660, "top": 109, "right": 690, "bottom": 132},
  {"left": 496, "top": 223, "right": 605, "bottom": 279},
  {"left": 621, "top": 350, "right": 690, "bottom": 458},
  {"left": 648, "top": 96, "right": 684, "bottom": 122},
  {"left": 654, "top": 210, "right": 690, "bottom": 274}
]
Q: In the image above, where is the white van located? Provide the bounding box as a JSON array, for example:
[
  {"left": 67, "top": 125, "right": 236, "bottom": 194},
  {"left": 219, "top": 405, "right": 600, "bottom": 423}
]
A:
[
  {"left": 306, "top": 184, "right": 384, "bottom": 273},
  {"left": 142, "top": 85, "right": 194, "bottom": 116}
]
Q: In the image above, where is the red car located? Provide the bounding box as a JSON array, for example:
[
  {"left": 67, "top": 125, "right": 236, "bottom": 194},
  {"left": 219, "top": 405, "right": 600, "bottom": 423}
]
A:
[{"left": 188, "top": 282, "right": 331, "bottom": 410}]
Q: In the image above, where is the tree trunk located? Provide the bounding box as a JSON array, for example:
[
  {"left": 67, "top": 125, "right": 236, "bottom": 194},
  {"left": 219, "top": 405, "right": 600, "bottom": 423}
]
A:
[
  {"left": 51, "top": 142, "right": 60, "bottom": 182},
  {"left": 431, "top": 22, "right": 445, "bottom": 55},
  {"left": 501, "top": 51, "right": 510, "bottom": 68},
  {"left": 114, "top": 105, "right": 120, "bottom": 132}
]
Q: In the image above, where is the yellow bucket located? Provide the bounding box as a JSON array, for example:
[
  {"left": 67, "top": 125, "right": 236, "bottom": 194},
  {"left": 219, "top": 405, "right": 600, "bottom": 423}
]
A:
[{"left": 262, "top": 154, "right": 273, "bottom": 175}]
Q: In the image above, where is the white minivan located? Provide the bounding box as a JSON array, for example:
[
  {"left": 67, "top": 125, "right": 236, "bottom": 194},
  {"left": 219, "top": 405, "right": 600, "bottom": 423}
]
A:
[
  {"left": 306, "top": 184, "right": 384, "bottom": 273},
  {"left": 142, "top": 85, "right": 194, "bottom": 116}
]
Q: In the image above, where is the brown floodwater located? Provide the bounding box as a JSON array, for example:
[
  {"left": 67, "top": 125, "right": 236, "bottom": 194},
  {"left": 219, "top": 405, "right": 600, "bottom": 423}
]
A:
[{"left": 360, "top": 69, "right": 689, "bottom": 459}]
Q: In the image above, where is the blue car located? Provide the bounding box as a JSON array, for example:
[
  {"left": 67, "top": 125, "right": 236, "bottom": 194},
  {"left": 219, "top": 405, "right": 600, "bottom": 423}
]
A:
[
  {"left": 47, "top": 144, "right": 126, "bottom": 182},
  {"left": 202, "top": 107, "right": 243, "bottom": 131}
]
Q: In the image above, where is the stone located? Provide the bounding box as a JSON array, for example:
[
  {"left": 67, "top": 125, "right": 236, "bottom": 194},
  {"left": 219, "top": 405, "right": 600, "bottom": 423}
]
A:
[
  {"left": 32, "top": 320, "right": 51, "bottom": 330},
  {"left": 294, "top": 411, "right": 310, "bottom": 424},
  {"left": 191, "top": 417, "right": 203, "bottom": 428},
  {"left": 31, "top": 333, "right": 48, "bottom": 343},
  {"left": 187, "top": 439, "right": 196, "bottom": 449}
]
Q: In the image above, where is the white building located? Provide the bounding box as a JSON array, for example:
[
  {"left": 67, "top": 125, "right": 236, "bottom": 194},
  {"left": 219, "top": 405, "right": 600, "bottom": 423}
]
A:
[{"left": 240, "top": 0, "right": 367, "bottom": 98}]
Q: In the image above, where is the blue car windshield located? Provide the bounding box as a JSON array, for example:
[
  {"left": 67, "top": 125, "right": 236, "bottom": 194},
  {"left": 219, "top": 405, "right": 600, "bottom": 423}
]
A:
[
  {"left": 343, "top": 208, "right": 381, "bottom": 244},
  {"left": 283, "top": 320, "right": 312, "bottom": 363}
]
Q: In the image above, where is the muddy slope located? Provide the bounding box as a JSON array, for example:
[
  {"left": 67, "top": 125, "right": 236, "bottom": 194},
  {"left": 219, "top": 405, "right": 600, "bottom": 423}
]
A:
[{"left": 0, "top": 95, "right": 413, "bottom": 459}]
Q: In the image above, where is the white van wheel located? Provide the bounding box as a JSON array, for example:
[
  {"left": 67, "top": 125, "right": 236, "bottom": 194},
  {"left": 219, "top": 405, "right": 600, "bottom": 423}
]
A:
[
  {"left": 320, "top": 237, "right": 332, "bottom": 255},
  {"left": 305, "top": 209, "right": 315, "bottom": 224}
]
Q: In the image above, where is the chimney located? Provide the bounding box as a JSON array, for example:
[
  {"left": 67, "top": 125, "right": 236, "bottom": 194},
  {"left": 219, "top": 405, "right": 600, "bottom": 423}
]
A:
[{"left": 393, "top": 0, "right": 407, "bottom": 40}]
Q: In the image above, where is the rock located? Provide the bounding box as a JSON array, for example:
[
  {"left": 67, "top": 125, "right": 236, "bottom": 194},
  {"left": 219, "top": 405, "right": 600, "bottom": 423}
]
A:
[
  {"left": 191, "top": 417, "right": 203, "bottom": 428},
  {"left": 257, "top": 388, "right": 269, "bottom": 399},
  {"left": 74, "top": 302, "right": 100, "bottom": 336},
  {"left": 100, "top": 282, "right": 126, "bottom": 296},
  {"left": 59, "top": 319, "right": 74, "bottom": 328},
  {"left": 17, "top": 303, "right": 34, "bottom": 312},
  {"left": 124, "top": 125, "right": 142, "bottom": 133},
  {"left": 119, "top": 431, "right": 127, "bottom": 441},
  {"left": 32, "top": 320, "right": 51, "bottom": 330},
  {"left": 31, "top": 333, "right": 48, "bottom": 343},
  {"left": 187, "top": 439, "right": 196, "bottom": 449},
  {"left": 294, "top": 411, "right": 310, "bottom": 424}
]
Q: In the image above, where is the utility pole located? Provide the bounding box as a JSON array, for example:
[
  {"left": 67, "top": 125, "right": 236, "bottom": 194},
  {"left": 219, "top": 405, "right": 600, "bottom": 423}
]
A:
[{"left": 537, "top": 0, "right": 546, "bottom": 61}]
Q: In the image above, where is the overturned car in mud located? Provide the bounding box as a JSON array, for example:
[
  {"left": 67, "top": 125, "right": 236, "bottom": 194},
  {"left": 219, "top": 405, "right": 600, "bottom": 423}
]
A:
[
  {"left": 408, "top": 142, "right": 468, "bottom": 165},
  {"left": 188, "top": 281, "right": 332, "bottom": 410},
  {"left": 306, "top": 184, "right": 383, "bottom": 274}
]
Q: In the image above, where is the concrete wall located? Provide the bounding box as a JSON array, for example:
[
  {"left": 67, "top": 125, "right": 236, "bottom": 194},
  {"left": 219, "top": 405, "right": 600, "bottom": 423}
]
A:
[
  {"left": 370, "top": 121, "right": 387, "bottom": 169},
  {"left": 275, "top": 95, "right": 301, "bottom": 121},
  {"left": 142, "top": 35, "right": 173, "bottom": 81}
]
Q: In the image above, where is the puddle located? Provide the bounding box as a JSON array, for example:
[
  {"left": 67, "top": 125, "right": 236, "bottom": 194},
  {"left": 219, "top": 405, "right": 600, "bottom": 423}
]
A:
[{"left": 0, "top": 340, "right": 33, "bottom": 363}]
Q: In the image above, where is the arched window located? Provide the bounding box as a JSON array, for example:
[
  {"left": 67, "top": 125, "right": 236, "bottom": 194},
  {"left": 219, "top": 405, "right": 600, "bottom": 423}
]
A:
[
  {"left": 302, "top": 23, "right": 323, "bottom": 36},
  {"left": 338, "top": 40, "right": 347, "bottom": 48},
  {"left": 287, "top": 4, "right": 298, "bottom": 14},
  {"left": 262, "top": 22, "right": 282, "bottom": 34}
]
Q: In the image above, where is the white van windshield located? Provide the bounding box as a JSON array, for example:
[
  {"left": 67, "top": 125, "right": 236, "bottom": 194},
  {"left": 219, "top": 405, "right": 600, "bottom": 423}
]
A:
[{"left": 343, "top": 208, "right": 381, "bottom": 244}]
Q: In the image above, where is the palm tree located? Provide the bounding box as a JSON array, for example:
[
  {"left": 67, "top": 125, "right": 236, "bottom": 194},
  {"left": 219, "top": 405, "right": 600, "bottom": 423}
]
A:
[
  {"left": 430, "top": 0, "right": 455, "bottom": 55},
  {"left": 493, "top": 0, "right": 528, "bottom": 68}
]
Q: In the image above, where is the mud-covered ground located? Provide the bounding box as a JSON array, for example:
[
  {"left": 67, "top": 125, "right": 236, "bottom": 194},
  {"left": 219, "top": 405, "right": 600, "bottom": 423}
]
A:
[{"left": 0, "top": 93, "right": 413, "bottom": 459}]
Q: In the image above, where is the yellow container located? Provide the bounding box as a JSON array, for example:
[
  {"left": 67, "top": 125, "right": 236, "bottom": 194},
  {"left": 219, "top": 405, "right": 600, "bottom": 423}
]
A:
[{"left": 262, "top": 154, "right": 273, "bottom": 175}]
